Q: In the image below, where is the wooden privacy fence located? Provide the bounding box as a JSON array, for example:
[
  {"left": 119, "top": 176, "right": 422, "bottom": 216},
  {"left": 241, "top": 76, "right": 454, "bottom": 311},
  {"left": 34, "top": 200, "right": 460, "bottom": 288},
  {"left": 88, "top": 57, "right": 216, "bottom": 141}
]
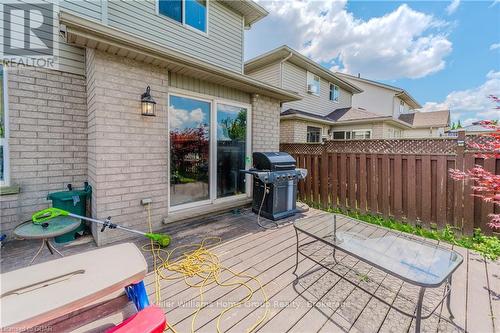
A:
[{"left": 281, "top": 133, "right": 499, "bottom": 235}]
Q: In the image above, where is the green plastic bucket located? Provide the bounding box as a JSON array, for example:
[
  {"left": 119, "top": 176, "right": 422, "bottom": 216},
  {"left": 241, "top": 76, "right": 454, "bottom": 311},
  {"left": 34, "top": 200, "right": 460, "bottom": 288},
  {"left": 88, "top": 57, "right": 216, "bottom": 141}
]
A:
[{"left": 47, "top": 184, "right": 91, "bottom": 243}]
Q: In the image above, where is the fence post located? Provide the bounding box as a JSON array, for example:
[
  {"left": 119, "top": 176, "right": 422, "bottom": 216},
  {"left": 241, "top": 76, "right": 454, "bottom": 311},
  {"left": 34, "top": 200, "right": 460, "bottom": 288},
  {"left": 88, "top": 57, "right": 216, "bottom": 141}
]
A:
[
  {"left": 320, "top": 144, "right": 329, "bottom": 209},
  {"left": 453, "top": 131, "right": 467, "bottom": 233}
]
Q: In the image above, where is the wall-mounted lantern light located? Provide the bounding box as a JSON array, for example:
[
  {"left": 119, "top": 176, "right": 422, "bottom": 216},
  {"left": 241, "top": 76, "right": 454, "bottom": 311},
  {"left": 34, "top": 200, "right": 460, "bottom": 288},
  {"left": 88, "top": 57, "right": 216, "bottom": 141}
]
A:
[{"left": 141, "top": 86, "right": 156, "bottom": 116}]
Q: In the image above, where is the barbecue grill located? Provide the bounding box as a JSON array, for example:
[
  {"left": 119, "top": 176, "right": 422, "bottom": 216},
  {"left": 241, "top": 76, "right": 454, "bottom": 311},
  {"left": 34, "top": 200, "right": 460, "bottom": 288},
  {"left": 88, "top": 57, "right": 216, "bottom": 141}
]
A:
[{"left": 242, "top": 152, "right": 307, "bottom": 220}]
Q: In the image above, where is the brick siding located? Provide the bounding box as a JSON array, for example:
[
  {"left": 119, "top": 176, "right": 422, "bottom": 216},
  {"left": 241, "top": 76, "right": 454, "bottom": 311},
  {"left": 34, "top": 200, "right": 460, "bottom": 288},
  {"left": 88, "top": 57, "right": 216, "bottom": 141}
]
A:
[
  {"left": 1, "top": 53, "right": 286, "bottom": 244},
  {"left": 251, "top": 94, "right": 281, "bottom": 152},
  {"left": 0, "top": 67, "right": 87, "bottom": 236},
  {"left": 85, "top": 50, "right": 169, "bottom": 245}
]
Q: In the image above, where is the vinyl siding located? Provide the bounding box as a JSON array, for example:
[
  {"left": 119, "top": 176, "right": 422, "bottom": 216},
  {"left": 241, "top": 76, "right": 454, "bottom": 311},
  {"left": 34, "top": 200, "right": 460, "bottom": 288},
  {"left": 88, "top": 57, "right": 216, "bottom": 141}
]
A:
[
  {"left": 61, "top": 0, "right": 103, "bottom": 21},
  {"left": 169, "top": 72, "right": 250, "bottom": 104},
  {"left": 393, "top": 97, "right": 413, "bottom": 118},
  {"left": 246, "top": 61, "right": 281, "bottom": 87},
  {"left": 2, "top": 0, "right": 245, "bottom": 75},
  {"left": 340, "top": 78, "right": 396, "bottom": 117},
  {"left": 107, "top": 0, "right": 244, "bottom": 73},
  {"left": 404, "top": 128, "right": 445, "bottom": 138},
  {"left": 0, "top": 0, "right": 102, "bottom": 75},
  {"left": 281, "top": 61, "right": 352, "bottom": 116}
]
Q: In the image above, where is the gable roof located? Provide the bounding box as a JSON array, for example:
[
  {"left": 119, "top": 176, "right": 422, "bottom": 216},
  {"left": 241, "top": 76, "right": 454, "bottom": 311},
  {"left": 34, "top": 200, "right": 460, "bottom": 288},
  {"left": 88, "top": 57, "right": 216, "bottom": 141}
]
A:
[
  {"left": 398, "top": 110, "right": 450, "bottom": 128},
  {"left": 244, "top": 45, "right": 363, "bottom": 94},
  {"left": 281, "top": 109, "right": 337, "bottom": 125},
  {"left": 326, "top": 107, "right": 384, "bottom": 122},
  {"left": 281, "top": 107, "right": 412, "bottom": 128},
  {"left": 336, "top": 72, "right": 422, "bottom": 109}
]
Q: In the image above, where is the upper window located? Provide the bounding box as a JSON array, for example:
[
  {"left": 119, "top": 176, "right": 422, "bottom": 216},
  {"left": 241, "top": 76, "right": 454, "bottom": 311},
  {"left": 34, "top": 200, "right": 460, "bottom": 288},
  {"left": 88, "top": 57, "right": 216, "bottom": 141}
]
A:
[
  {"left": 399, "top": 100, "right": 405, "bottom": 113},
  {"left": 1, "top": 66, "right": 8, "bottom": 186},
  {"left": 158, "top": 0, "right": 207, "bottom": 33},
  {"left": 329, "top": 83, "right": 340, "bottom": 102},
  {"left": 306, "top": 126, "right": 321, "bottom": 143},
  {"left": 306, "top": 72, "right": 320, "bottom": 96}
]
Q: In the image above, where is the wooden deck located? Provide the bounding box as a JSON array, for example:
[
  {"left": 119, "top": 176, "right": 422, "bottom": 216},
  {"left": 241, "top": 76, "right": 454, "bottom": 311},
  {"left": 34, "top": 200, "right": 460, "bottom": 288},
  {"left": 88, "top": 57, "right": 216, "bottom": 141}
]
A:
[{"left": 1, "top": 207, "right": 498, "bottom": 333}]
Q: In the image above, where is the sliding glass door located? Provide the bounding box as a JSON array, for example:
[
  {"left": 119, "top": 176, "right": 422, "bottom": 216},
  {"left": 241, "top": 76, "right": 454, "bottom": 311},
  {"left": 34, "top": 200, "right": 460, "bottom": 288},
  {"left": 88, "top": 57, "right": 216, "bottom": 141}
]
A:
[
  {"left": 216, "top": 104, "right": 247, "bottom": 198},
  {"left": 169, "top": 94, "right": 251, "bottom": 210},
  {"left": 169, "top": 95, "right": 211, "bottom": 207}
]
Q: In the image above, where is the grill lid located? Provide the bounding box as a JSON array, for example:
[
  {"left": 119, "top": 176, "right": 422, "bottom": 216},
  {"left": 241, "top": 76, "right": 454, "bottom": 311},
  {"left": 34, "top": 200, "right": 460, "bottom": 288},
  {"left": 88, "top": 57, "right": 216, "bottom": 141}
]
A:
[{"left": 252, "top": 152, "right": 296, "bottom": 171}]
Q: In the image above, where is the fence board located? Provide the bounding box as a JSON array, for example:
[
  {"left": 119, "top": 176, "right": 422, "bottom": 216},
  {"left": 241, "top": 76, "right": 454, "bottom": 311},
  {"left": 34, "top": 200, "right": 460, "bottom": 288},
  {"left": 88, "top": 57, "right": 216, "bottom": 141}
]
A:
[
  {"left": 349, "top": 153, "right": 357, "bottom": 209},
  {"left": 381, "top": 155, "right": 390, "bottom": 216},
  {"left": 340, "top": 154, "right": 347, "bottom": 208},
  {"left": 331, "top": 153, "right": 338, "bottom": 207},
  {"left": 421, "top": 155, "right": 431, "bottom": 224},
  {"left": 305, "top": 155, "right": 312, "bottom": 202},
  {"left": 281, "top": 134, "right": 497, "bottom": 235},
  {"left": 453, "top": 151, "right": 464, "bottom": 229},
  {"left": 406, "top": 155, "right": 417, "bottom": 222},
  {"left": 359, "top": 154, "right": 367, "bottom": 213},
  {"left": 436, "top": 156, "right": 447, "bottom": 228},
  {"left": 369, "top": 154, "right": 378, "bottom": 213},
  {"left": 393, "top": 155, "right": 402, "bottom": 219},
  {"left": 481, "top": 158, "right": 496, "bottom": 234},
  {"left": 313, "top": 155, "right": 320, "bottom": 204},
  {"left": 320, "top": 151, "right": 329, "bottom": 208}
]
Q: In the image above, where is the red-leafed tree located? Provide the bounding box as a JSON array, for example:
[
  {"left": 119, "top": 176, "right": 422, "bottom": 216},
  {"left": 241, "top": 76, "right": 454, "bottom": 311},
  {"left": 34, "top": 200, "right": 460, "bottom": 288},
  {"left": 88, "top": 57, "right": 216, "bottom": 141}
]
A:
[{"left": 449, "top": 95, "right": 500, "bottom": 231}]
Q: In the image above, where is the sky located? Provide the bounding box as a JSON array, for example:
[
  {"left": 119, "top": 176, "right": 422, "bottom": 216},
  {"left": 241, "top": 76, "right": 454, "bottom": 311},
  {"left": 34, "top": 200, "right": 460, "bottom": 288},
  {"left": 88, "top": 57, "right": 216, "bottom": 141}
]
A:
[{"left": 244, "top": 0, "right": 500, "bottom": 125}]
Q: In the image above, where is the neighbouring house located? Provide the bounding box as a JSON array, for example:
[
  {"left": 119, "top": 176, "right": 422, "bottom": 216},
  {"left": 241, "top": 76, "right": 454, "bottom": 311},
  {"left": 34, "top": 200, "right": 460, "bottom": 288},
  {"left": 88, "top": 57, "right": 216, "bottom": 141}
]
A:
[
  {"left": 244, "top": 46, "right": 364, "bottom": 143},
  {"left": 446, "top": 121, "right": 497, "bottom": 136},
  {"left": 245, "top": 46, "right": 450, "bottom": 143},
  {"left": 0, "top": 1, "right": 301, "bottom": 245},
  {"left": 336, "top": 73, "right": 450, "bottom": 139}
]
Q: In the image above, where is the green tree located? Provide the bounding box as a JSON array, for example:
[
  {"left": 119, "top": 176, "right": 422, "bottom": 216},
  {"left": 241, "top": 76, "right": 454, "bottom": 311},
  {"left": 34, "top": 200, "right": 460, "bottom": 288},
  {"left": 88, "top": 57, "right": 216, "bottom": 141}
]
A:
[{"left": 221, "top": 110, "right": 246, "bottom": 141}]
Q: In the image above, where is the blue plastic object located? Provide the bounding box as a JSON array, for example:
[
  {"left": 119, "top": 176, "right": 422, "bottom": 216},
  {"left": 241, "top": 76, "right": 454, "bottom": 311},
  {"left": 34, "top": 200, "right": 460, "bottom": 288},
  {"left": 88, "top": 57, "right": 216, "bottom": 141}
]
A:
[{"left": 125, "top": 281, "right": 150, "bottom": 311}]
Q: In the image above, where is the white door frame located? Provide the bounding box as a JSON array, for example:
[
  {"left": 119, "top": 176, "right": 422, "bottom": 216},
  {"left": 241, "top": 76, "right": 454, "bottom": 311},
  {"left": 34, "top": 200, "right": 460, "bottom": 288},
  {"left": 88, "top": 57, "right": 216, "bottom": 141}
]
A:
[{"left": 167, "top": 88, "right": 252, "bottom": 212}]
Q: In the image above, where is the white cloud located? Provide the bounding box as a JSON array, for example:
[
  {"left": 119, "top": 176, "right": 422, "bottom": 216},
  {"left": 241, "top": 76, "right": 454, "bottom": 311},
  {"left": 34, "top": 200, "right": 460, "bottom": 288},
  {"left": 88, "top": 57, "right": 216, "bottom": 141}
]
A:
[
  {"left": 490, "top": 43, "right": 500, "bottom": 50},
  {"left": 421, "top": 71, "right": 500, "bottom": 124},
  {"left": 446, "top": 0, "right": 460, "bottom": 15},
  {"left": 247, "top": 1, "right": 452, "bottom": 80},
  {"left": 170, "top": 107, "right": 206, "bottom": 128}
]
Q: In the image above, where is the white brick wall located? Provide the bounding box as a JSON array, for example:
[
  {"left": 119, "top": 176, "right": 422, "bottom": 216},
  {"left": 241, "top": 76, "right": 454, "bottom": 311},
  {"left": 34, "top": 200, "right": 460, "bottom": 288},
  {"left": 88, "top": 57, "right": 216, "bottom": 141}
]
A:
[
  {"left": 86, "top": 50, "right": 169, "bottom": 245},
  {"left": 0, "top": 67, "right": 87, "bottom": 236}
]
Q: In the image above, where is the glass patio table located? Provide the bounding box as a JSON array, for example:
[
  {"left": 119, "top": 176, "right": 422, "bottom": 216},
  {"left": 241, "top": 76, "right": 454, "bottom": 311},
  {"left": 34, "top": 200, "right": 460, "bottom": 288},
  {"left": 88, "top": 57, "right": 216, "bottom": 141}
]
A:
[
  {"left": 14, "top": 216, "right": 81, "bottom": 265},
  {"left": 293, "top": 214, "right": 463, "bottom": 333}
]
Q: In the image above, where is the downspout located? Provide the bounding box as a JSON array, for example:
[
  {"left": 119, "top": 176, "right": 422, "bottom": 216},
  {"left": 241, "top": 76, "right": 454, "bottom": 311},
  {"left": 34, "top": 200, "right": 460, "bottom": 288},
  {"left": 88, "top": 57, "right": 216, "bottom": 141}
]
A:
[{"left": 279, "top": 52, "right": 293, "bottom": 88}]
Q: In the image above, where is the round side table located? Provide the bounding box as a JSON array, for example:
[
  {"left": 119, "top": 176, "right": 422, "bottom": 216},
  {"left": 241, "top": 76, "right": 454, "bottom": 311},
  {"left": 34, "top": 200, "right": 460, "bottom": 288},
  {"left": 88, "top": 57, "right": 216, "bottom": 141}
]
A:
[{"left": 14, "top": 216, "right": 82, "bottom": 265}]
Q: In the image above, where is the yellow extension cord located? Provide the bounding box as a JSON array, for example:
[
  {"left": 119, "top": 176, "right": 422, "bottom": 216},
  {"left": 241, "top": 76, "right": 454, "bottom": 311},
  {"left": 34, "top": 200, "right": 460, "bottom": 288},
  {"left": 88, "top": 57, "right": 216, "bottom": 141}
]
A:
[{"left": 143, "top": 204, "right": 270, "bottom": 333}]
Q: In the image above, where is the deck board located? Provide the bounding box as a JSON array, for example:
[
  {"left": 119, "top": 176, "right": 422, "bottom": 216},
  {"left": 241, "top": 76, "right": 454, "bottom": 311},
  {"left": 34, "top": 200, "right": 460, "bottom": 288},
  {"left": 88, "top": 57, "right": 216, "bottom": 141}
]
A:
[
  {"left": 0, "top": 207, "right": 497, "bottom": 333},
  {"left": 466, "top": 251, "right": 495, "bottom": 333}
]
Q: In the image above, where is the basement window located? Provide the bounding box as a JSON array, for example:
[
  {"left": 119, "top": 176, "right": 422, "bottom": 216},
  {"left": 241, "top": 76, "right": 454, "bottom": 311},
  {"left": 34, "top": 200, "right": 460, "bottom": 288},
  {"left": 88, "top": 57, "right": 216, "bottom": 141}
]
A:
[{"left": 158, "top": 0, "right": 207, "bottom": 33}]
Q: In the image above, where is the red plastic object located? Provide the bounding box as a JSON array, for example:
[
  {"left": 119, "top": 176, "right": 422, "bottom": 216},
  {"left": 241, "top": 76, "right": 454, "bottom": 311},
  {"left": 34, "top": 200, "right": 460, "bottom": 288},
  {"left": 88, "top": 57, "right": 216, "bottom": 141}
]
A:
[{"left": 105, "top": 305, "right": 166, "bottom": 333}]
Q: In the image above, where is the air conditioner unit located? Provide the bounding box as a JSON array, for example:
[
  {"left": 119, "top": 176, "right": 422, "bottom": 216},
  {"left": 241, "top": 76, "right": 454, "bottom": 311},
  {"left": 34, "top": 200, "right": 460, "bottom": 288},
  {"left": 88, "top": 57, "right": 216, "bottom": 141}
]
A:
[{"left": 307, "top": 84, "right": 315, "bottom": 93}]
